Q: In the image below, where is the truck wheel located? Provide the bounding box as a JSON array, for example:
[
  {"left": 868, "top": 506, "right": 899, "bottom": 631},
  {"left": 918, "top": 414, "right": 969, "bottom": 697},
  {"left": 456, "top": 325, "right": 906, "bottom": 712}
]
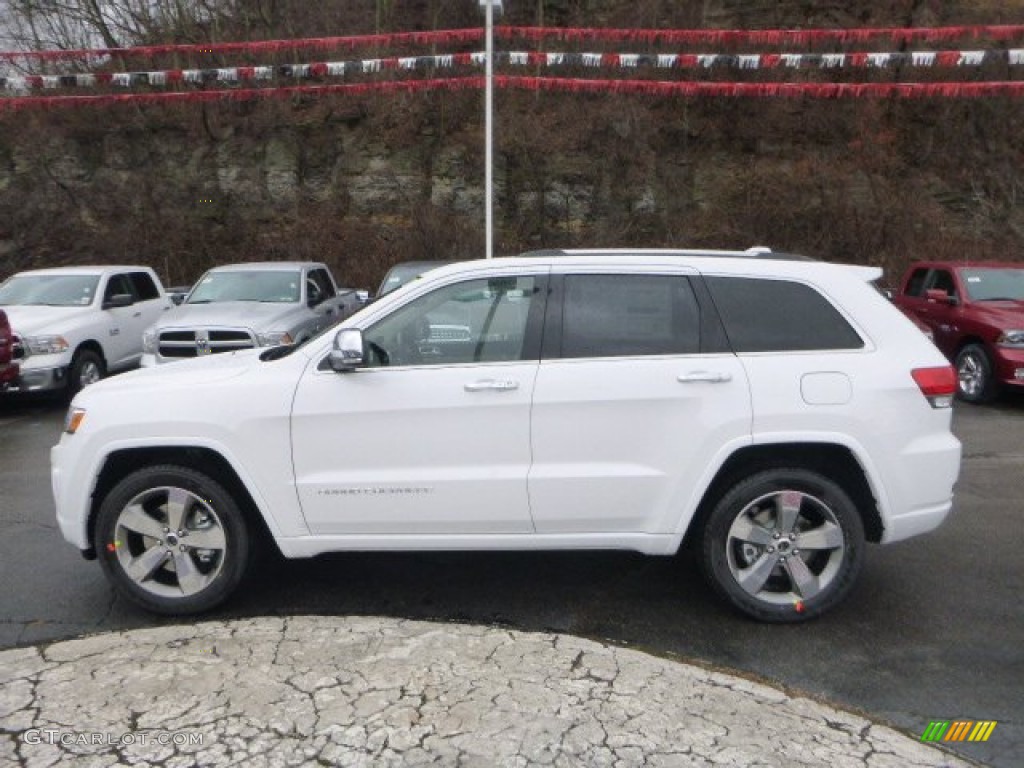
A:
[
  {"left": 95, "top": 465, "right": 251, "bottom": 615},
  {"left": 700, "top": 468, "right": 864, "bottom": 623},
  {"left": 955, "top": 343, "right": 998, "bottom": 403},
  {"left": 68, "top": 349, "right": 105, "bottom": 399}
]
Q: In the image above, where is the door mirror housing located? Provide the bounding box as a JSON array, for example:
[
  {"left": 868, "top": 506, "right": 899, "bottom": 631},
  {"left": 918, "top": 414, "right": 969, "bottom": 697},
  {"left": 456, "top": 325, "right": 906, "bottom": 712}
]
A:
[
  {"left": 925, "top": 289, "right": 958, "bottom": 306},
  {"left": 103, "top": 293, "right": 134, "bottom": 309},
  {"left": 329, "top": 328, "right": 365, "bottom": 372}
]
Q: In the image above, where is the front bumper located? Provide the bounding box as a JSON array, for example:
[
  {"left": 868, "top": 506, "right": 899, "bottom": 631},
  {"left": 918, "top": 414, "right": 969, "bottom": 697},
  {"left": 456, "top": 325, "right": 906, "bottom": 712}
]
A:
[
  {"left": 993, "top": 347, "right": 1024, "bottom": 389},
  {"left": 0, "top": 362, "right": 67, "bottom": 393},
  {"left": 0, "top": 362, "right": 19, "bottom": 387}
]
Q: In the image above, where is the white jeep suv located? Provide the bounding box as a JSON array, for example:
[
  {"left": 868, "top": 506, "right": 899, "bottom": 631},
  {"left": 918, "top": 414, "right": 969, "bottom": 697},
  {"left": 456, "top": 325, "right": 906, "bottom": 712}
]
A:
[{"left": 51, "top": 250, "right": 961, "bottom": 621}]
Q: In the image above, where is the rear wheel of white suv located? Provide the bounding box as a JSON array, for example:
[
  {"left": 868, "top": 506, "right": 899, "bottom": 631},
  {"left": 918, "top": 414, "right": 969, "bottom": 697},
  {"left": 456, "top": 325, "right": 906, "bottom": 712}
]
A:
[
  {"left": 701, "top": 468, "right": 865, "bottom": 622},
  {"left": 95, "top": 465, "right": 252, "bottom": 615}
]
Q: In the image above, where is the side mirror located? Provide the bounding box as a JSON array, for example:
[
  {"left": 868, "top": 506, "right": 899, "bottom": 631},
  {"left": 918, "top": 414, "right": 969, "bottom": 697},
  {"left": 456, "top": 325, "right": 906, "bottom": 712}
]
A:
[
  {"left": 925, "top": 289, "right": 958, "bottom": 305},
  {"left": 103, "top": 293, "right": 134, "bottom": 309},
  {"left": 328, "top": 328, "right": 365, "bottom": 372}
]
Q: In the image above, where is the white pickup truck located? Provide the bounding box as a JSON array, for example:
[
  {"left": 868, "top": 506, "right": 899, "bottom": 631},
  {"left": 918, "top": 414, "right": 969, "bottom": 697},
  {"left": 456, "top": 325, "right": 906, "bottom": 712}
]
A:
[
  {"left": 141, "top": 261, "right": 361, "bottom": 365},
  {"left": 0, "top": 266, "right": 171, "bottom": 397}
]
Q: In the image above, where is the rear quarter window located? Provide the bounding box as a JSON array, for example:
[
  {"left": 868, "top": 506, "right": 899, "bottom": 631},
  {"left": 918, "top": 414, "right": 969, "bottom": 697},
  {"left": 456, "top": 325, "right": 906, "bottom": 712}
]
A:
[{"left": 704, "top": 276, "right": 864, "bottom": 353}]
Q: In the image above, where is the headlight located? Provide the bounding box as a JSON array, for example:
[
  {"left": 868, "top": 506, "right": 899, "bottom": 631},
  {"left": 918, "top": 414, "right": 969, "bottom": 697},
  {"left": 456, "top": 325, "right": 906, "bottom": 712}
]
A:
[
  {"left": 996, "top": 330, "right": 1024, "bottom": 348},
  {"left": 256, "top": 331, "right": 294, "bottom": 347},
  {"left": 142, "top": 329, "right": 157, "bottom": 354},
  {"left": 24, "top": 335, "right": 69, "bottom": 355},
  {"left": 63, "top": 407, "right": 86, "bottom": 434}
]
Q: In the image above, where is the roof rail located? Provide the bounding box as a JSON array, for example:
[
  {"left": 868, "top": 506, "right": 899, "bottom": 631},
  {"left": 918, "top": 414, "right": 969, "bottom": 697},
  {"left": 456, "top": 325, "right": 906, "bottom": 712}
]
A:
[{"left": 514, "top": 247, "right": 818, "bottom": 262}]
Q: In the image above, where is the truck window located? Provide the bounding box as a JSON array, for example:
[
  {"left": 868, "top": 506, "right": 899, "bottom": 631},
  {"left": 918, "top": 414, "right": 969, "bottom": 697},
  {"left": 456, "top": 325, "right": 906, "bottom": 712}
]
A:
[{"left": 129, "top": 272, "right": 160, "bottom": 301}]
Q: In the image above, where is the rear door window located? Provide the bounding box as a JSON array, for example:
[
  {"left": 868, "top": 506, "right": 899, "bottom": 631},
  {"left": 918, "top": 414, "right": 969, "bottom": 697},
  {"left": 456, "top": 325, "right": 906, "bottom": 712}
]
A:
[
  {"left": 556, "top": 274, "right": 701, "bottom": 358},
  {"left": 705, "top": 276, "right": 863, "bottom": 352}
]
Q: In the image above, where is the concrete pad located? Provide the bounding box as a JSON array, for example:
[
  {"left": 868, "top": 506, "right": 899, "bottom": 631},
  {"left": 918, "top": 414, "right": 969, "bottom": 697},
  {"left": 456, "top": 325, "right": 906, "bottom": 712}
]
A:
[{"left": 0, "top": 617, "right": 975, "bottom": 767}]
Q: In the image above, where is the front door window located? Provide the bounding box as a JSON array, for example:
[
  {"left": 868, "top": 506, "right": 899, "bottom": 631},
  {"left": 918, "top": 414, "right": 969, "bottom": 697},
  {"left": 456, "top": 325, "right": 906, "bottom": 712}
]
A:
[{"left": 364, "top": 276, "right": 540, "bottom": 367}]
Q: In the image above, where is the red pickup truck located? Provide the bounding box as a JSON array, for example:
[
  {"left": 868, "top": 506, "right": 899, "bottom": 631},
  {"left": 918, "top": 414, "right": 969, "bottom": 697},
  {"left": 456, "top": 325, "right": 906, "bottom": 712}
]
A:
[
  {"left": 893, "top": 261, "right": 1024, "bottom": 402},
  {"left": 0, "top": 308, "right": 19, "bottom": 388}
]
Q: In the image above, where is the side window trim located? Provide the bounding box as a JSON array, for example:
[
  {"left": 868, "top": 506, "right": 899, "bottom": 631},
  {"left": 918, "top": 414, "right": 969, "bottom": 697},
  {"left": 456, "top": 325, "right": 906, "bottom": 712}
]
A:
[{"left": 690, "top": 275, "right": 731, "bottom": 354}]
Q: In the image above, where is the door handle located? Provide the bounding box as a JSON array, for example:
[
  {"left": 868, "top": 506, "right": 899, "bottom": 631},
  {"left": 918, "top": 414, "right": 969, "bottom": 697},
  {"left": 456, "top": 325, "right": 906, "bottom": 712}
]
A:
[
  {"left": 464, "top": 379, "right": 519, "bottom": 392},
  {"left": 677, "top": 371, "right": 732, "bottom": 384},
  {"left": 133, "top": 312, "right": 142, "bottom": 318}
]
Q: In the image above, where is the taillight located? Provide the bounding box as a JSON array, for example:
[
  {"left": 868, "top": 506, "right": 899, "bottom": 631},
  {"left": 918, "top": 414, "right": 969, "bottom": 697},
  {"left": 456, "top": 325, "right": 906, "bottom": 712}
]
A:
[{"left": 912, "top": 366, "right": 956, "bottom": 408}]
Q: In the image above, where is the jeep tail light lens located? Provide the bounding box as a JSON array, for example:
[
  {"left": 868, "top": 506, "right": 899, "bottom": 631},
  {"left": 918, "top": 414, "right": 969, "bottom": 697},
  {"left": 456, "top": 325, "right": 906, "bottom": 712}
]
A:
[{"left": 912, "top": 366, "right": 956, "bottom": 408}]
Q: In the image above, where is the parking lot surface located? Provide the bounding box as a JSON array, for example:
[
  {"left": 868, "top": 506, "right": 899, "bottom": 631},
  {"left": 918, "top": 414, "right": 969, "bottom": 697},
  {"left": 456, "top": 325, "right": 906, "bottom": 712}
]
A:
[{"left": 0, "top": 393, "right": 1021, "bottom": 766}]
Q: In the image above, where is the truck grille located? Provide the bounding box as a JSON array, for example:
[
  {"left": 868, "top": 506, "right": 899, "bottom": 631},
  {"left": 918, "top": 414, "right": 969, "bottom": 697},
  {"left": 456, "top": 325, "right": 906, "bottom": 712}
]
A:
[{"left": 158, "top": 329, "right": 256, "bottom": 359}]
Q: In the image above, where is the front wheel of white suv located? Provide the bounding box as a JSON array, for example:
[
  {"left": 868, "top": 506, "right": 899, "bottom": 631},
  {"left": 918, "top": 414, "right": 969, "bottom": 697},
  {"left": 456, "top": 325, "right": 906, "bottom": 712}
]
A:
[
  {"left": 95, "top": 465, "right": 252, "bottom": 615},
  {"left": 701, "top": 468, "right": 865, "bottom": 622}
]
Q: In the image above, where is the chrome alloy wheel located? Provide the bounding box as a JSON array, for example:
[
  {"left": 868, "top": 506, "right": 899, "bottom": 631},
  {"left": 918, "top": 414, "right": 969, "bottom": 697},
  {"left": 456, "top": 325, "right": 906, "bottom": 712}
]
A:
[
  {"left": 113, "top": 486, "right": 227, "bottom": 598},
  {"left": 725, "top": 489, "right": 846, "bottom": 606},
  {"left": 77, "top": 359, "right": 102, "bottom": 388},
  {"left": 956, "top": 349, "right": 985, "bottom": 398}
]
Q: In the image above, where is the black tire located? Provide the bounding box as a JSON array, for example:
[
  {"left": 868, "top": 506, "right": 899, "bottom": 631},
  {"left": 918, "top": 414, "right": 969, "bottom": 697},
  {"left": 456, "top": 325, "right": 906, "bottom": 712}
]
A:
[
  {"left": 955, "top": 343, "right": 998, "bottom": 403},
  {"left": 67, "top": 348, "right": 105, "bottom": 399},
  {"left": 94, "top": 465, "right": 251, "bottom": 615},
  {"left": 700, "top": 468, "right": 865, "bottom": 623}
]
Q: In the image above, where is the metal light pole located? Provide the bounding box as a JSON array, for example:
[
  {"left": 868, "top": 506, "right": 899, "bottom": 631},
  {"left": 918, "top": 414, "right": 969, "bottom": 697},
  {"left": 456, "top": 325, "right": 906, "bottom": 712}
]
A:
[{"left": 480, "top": 0, "right": 502, "bottom": 258}]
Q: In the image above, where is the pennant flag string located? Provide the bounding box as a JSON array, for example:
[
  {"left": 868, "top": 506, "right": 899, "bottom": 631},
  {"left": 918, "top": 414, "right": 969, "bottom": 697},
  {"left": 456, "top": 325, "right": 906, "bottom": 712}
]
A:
[
  {"left": 4, "top": 48, "right": 1022, "bottom": 91},
  {"left": 4, "top": 24, "right": 1024, "bottom": 64},
  {"left": 5, "top": 75, "right": 1024, "bottom": 111}
]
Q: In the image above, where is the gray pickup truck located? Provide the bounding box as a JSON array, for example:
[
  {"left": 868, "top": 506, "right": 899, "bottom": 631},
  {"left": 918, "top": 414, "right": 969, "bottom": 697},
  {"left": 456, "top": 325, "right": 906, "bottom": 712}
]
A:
[{"left": 141, "top": 261, "right": 361, "bottom": 366}]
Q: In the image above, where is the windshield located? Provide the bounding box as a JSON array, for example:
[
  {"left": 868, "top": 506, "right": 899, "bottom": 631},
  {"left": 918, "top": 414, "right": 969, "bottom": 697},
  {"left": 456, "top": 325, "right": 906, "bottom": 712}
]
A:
[
  {"left": 960, "top": 268, "right": 1024, "bottom": 301},
  {"left": 0, "top": 274, "right": 99, "bottom": 307},
  {"left": 187, "top": 270, "right": 302, "bottom": 304}
]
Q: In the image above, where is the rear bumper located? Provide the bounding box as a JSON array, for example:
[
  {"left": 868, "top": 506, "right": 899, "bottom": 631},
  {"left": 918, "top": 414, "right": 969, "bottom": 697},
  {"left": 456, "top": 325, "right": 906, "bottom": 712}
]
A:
[
  {"left": 878, "top": 430, "right": 961, "bottom": 544},
  {"left": 882, "top": 499, "right": 953, "bottom": 542}
]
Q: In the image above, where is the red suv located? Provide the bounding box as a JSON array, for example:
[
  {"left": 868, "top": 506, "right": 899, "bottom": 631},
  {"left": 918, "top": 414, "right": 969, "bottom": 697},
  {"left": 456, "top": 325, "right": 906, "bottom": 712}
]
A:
[
  {"left": 894, "top": 261, "right": 1024, "bottom": 402},
  {"left": 0, "top": 308, "right": 19, "bottom": 389}
]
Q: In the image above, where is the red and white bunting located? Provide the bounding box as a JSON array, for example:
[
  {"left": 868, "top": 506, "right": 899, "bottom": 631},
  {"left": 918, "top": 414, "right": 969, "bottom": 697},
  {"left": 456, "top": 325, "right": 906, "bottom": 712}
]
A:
[
  {"left": 3, "top": 23, "right": 1024, "bottom": 63},
  {"left": 3, "top": 48, "right": 1022, "bottom": 91}
]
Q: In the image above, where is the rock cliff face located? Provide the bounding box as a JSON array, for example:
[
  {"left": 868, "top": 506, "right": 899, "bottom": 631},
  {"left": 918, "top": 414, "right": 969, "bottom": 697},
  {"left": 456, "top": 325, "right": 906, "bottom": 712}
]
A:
[{"left": 2, "top": 2, "right": 1023, "bottom": 286}]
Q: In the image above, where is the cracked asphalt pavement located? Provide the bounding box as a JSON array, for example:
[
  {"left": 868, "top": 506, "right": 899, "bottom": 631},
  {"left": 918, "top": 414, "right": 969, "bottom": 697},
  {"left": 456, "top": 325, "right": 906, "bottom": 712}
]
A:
[
  {"left": 1, "top": 617, "right": 973, "bottom": 767},
  {"left": 1, "top": 394, "right": 1021, "bottom": 766}
]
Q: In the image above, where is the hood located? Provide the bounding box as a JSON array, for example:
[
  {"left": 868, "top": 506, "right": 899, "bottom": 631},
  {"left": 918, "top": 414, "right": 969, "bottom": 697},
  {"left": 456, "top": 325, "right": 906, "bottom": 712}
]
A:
[
  {"left": 77, "top": 348, "right": 261, "bottom": 402},
  {"left": 152, "top": 301, "right": 301, "bottom": 332},
  {"left": 2, "top": 305, "right": 93, "bottom": 336},
  {"left": 969, "top": 301, "right": 1024, "bottom": 329}
]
